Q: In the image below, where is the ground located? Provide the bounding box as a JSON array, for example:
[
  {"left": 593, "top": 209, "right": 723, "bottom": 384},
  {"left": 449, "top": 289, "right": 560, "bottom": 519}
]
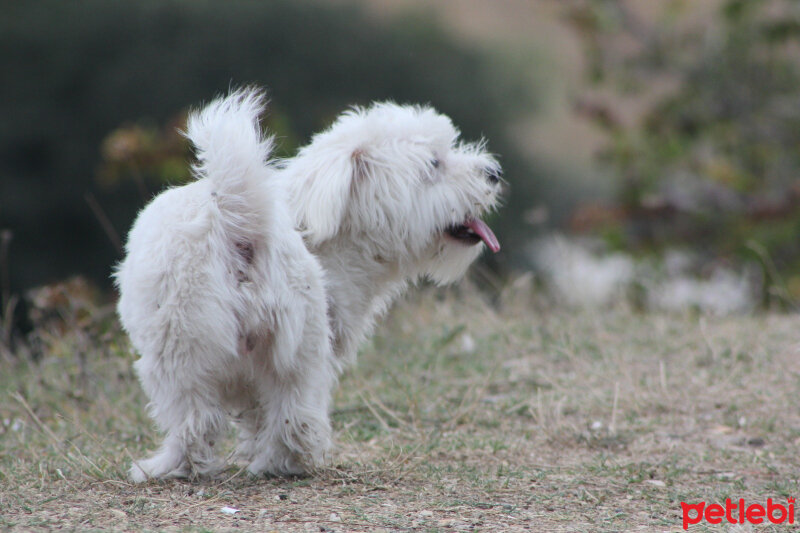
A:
[{"left": 1, "top": 278, "right": 799, "bottom": 532}]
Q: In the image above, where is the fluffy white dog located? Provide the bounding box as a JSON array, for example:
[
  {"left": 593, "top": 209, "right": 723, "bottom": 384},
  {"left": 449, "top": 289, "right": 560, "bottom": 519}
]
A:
[
  {"left": 116, "top": 87, "right": 502, "bottom": 482},
  {"left": 116, "top": 90, "right": 336, "bottom": 481},
  {"left": 280, "top": 100, "right": 502, "bottom": 364}
]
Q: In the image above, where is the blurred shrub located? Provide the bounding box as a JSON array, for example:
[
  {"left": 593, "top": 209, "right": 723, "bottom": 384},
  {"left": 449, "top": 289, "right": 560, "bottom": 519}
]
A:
[
  {"left": 568, "top": 0, "right": 800, "bottom": 305},
  {"left": 0, "top": 0, "right": 542, "bottom": 298}
]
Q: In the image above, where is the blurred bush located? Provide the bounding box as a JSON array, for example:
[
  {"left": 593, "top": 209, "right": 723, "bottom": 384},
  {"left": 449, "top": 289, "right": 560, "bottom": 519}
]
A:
[
  {"left": 567, "top": 0, "right": 800, "bottom": 306},
  {"left": 0, "top": 0, "right": 543, "bottom": 302}
]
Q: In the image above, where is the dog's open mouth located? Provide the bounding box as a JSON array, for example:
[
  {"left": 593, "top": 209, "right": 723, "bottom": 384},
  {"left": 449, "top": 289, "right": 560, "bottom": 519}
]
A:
[{"left": 446, "top": 218, "right": 500, "bottom": 253}]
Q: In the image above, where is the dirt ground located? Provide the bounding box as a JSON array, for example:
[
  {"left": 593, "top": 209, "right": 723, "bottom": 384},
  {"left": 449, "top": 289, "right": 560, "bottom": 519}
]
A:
[{"left": 2, "top": 282, "right": 799, "bottom": 531}]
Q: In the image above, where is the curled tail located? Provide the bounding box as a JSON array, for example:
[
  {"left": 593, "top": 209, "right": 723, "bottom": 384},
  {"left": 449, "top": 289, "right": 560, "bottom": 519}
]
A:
[{"left": 185, "top": 87, "right": 274, "bottom": 238}]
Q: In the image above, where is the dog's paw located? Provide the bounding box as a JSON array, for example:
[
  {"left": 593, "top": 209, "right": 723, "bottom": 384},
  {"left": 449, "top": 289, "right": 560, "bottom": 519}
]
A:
[
  {"left": 128, "top": 462, "right": 149, "bottom": 483},
  {"left": 247, "top": 450, "right": 308, "bottom": 478},
  {"left": 128, "top": 454, "right": 190, "bottom": 483}
]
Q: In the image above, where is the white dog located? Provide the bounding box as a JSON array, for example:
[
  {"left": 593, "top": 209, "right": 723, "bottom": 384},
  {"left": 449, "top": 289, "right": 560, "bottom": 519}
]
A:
[
  {"left": 116, "top": 90, "right": 336, "bottom": 481},
  {"left": 280, "top": 100, "right": 502, "bottom": 364},
  {"left": 115, "top": 87, "right": 502, "bottom": 482}
]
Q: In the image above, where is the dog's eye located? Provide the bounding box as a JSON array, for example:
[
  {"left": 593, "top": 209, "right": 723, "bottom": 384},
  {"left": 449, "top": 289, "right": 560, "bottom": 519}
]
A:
[{"left": 431, "top": 158, "right": 440, "bottom": 169}]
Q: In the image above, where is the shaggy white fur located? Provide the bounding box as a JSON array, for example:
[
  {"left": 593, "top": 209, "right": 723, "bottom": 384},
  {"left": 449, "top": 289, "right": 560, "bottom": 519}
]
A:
[
  {"left": 280, "top": 101, "right": 503, "bottom": 363},
  {"left": 115, "top": 87, "right": 502, "bottom": 482},
  {"left": 116, "top": 90, "right": 335, "bottom": 481}
]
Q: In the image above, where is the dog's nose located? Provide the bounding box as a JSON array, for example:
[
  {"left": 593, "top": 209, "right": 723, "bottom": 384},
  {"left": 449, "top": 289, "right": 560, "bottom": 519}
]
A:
[{"left": 486, "top": 168, "right": 502, "bottom": 185}]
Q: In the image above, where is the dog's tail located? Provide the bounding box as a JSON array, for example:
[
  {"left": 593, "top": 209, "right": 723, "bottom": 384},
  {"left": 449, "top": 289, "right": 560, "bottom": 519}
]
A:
[{"left": 185, "top": 87, "right": 274, "bottom": 237}]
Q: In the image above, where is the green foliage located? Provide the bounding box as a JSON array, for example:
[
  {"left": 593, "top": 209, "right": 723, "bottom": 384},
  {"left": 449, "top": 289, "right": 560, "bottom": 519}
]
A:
[
  {"left": 570, "top": 0, "right": 800, "bottom": 300},
  {"left": 0, "top": 0, "right": 540, "bottom": 295}
]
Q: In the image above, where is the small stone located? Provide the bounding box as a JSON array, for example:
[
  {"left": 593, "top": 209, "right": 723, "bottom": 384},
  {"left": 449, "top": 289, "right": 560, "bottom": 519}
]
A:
[
  {"left": 221, "top": 506, "right": 240, "bottom": 515},
  {"left": 460, "top": 334, "right": 476, "bottom": 353}
]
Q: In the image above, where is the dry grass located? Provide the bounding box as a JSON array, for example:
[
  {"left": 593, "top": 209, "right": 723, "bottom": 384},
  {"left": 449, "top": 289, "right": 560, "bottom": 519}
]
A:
[{"left": 1, "top": 279, "right": 799, "bottom": 532}]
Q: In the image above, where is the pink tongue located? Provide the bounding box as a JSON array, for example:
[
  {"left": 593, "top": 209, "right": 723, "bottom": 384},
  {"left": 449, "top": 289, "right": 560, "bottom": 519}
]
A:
[{"left": 466, "top": 218, "right": 500, "bottom": 253}]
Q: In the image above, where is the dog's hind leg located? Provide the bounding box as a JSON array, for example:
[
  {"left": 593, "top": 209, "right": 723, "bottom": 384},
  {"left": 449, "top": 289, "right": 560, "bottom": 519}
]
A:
[
  {"left": 129, "top": 430, "right": 188, "bottom": 482},
  {"left": 246, "top": 303, "right": 336, "bottom": 477},
  {"left": 129, "top": 392, "right": 228, "bottom": 481},
  {"left": 246, "top": 373, "right": 334, "bottom": 476},
  {"left": 129, "top": 349, "right": 229, "bottom": 482}
]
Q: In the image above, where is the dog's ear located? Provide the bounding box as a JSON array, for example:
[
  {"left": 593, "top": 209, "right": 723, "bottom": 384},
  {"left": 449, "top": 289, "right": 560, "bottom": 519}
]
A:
[{"left": 293, "top": 148, "right": 367, "bottom": 245}]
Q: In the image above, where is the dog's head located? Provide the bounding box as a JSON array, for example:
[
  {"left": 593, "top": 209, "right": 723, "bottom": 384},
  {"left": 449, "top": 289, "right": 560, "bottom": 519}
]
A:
[{"left": 284, "top": 102, "right": 502, "bottom": 284}]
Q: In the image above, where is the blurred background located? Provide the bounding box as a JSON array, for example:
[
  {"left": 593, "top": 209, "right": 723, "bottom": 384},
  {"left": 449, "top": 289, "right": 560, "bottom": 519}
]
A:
[{"left": 3, "top": 0, "right": 800, "bottom": 332}]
